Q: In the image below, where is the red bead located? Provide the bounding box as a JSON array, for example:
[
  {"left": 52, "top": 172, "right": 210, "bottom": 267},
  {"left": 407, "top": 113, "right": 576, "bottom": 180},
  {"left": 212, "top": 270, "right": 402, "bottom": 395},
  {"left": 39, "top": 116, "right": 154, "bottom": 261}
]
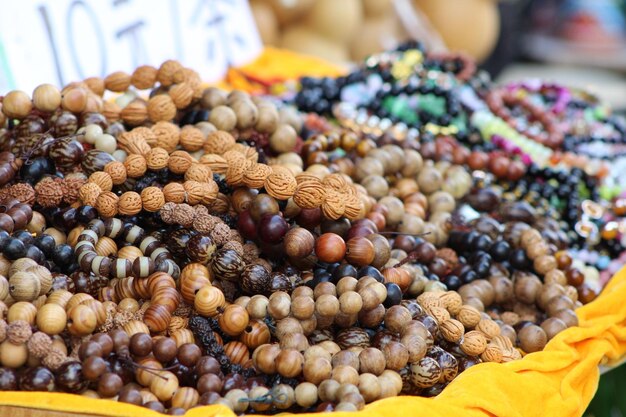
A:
[
  {"left": 315, "top": 233, "right": 346, "bottom": 263},
  {"left": 467, "top": 152, "right": 489, "bottom": 170}
]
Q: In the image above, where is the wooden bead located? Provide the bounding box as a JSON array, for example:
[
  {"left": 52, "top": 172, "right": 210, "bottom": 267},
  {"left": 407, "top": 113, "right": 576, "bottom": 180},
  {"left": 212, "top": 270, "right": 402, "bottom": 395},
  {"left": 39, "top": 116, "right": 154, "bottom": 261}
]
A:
[
  {"left": 276, "top": 348, "right": 304, "bottom": 378},
  {"left": 291, "top": 296, "right": 315, "bottom": 320},
  {"left": 66, "top": 293, "right": 93, "bottom": 312},
  {"left": 67, "top": 304, "right": 97, "bottom": 336},
  {"left": 170, "top": 329, "right": 195, "bottom": 347},
  {"left": 284, "top": 227, "right": 315, "bottom": 259},
  {"left": 252, "top": 343, "right": 280, "bottom": 374},
  {"left": 331, "top": 365, "right": 359, "bottom": 385},
  {"left": 303, "top": 356, "right": 332, "bottom": 385},
  {"left": 0, "top": 340, "right": 28, "bottom": 368},
  {"left": 359, "top": 347, "right": 386, "bottom": 376},
  {"left": 150, "top": 371, "right": 179, "bottom": 401},
  {"left": 180, "top": 273, "right": 211, "bottom": 305},
  {"left": 194, "top": 286, "right": 225, "bottom": 317},
  {"left": 315, "top": 233, "right": 346, "bottom": 263},
  {"left": 223, "top": 341, "right": 249, "bottom": 365},
  {"left": 171, "top": 387, "right": 199, "bottom": 410},
  {"left": 122, "top": 320, "right": 150, "bottom": 337},
  {"left": 144, "top": 304, "right": 172, "bottom": 333},
  {"left": 218, "top": 304, "right": 249, "bottom": 337},
  {"left": 239, "top": 319, "right": 270, "bottom": 349},
  {"left": 46, "top": 290, "right": 73, "bottom": 309},
  {"left": 36, "top": 303, "right": 67, "bottom": 335},
  {"left": 7, "top": 301, "right": 37, "bottom": 324},
  {"left": 8, "top": 271, "right": 40, "bottom": 302}
]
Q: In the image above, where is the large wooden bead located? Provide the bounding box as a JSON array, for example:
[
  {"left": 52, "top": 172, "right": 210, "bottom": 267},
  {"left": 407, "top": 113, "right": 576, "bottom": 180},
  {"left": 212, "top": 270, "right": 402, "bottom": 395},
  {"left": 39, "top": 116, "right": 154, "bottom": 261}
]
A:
[
  {"left": 276, "top": 349, "right": 304, "bottom": 378},
  {"left": 223, "top": 341, "right": 249, "bottom": 365},
  {"left": 36, "top": 303, "right": 67, "bottom": 335},
  {"left": 171, "top": 387, "right": 200, "bottom": 410},
  {"left": 46, "top": 290, "right": 73, "bottom": 308},
  {"left": 152, "top": 286, "right": 180, "bottom": 313},
  {"left": 180, "top": 273, "right": 211, "bottom": 305},
  {"left": 122, "top": 320, "right": 150, "bottom": 336},
  {"left": 9, "top": 272, "right": 40, "bottom": 302},
  {"left": 81, "top": 299, "right": 107, "bottom": 326},
  {"left": 194, "top": 286, "right": 225, "bottom": 317},
  {"left": 7, "top": 301, "right": 37, "bottom": 324},
  {"left": 67, "top": 304, "right": 97, "bottom": 336},
  {"left": 218, "top": 304, "right": 250, "bottom": 337},
  {"left": 150, "top": 371, "right": 179, "bottom": 402},
  {"left": 239, "top": 319, "right": 271, "bottom": 349},
  {"left": 171, "top": 329, "right": 195, "bottom": 347},
  {"left": 144, "top": 304, "right": 172, "bottom": 333}
]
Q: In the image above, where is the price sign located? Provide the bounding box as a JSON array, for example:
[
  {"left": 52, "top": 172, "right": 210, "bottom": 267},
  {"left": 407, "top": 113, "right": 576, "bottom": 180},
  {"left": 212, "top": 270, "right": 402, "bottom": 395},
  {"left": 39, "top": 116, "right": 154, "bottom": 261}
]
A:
[{"left": 0, "top": 0, "right": 262, "bottom": 92}]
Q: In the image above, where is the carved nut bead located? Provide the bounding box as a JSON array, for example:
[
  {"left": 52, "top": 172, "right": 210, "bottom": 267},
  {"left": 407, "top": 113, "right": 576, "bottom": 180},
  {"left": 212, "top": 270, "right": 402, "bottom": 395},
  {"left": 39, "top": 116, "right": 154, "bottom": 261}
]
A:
[
  {"left": 321, "top": 190, "right": 346, "bottom": 220},
  {"left": 168, "top": 151, "right": 194, "bottom": 175},
  {"left": 148, "top": 94, "right": 177, "bottom": 122},
  {"left": 118, "top": 131, "right": 150, "bottom": 155},
  {"left": 96, "top": 192, "right": 119, "bottom": 218},
  {"left": 79, "top": 183, "right": 102, "bottom": 206},
  {"left": 131, "top": 65, "right": 158, "bottom": 89},
  {"left": 124, "top": 154, "right": 148, "bottom": 178},
  {"left": 225, "top": 154, "right": 248, "bottom": 186},
  {"left": 152, "top": 121, "right": 180, "bottom": 153},
  {"left": 199, "top": 154, "right": 228, "bottom": 174},
  {"left": 243, "top": 163, "right": 272, "bottom": 189},
  {"left": 141, "top": 187, "right": 165, "bottom": 212},
  {"left": 480, "top": 344, "right": 503, "bottom": 363},
  {"left": 183, "top": 181, "right": 208, "bottom": 205},
  {"left": 457, "top": 305, "right": 482, "bottom": 329},
  {"left": 460, "top": 330, "right": 487, "bottom": 356},
  {"left": 202, "top": 181, "right": 219, "bottom": 205},
  {"left": 169, "top": 82, "right": 194, "bottom": 109},
  {"left": 102, "top": 101, "right": 121, "bottom": 122},
  {"left": 104, "top": 71, "right": 131, "bottom": 92},
  {"left": 163, "top": 183, "right": 186, "bottom": 203},
  {"left": 157, "top": 60, "right": 183, "bottom": 87},
  {"left": 265, "top": 171, "right": 297, "bottom": 201},
  {"left": 203, "top": 131, "right": 236, "bottom": 155},
  {"left": 185, "top": 164, "right": 213, "bottom": 183},
  {"left": 440, "top": 319, "right": 464, "bottom": 342},
  {"left": 88, "top": 172, "right": 113, "bottom": 192},
  {"left": 180, "top": 126, "right": 205, "bottom": 152},
  {"left": 118, "top": 192, "right": 143, "bottom": 216},
  {"left": 146, "top": 147, "right": 170, "bottom": 170},
  {"left": 427, "top": 306, "right": 450, "bottom": 325},
  {"left": 104, "top": 161, "right": 127, "bottom": 185},
  {"left": 293, "top": 179, "right": 326, "bottom": 209},
  {"left": 440, "top": 291, "right": 463, "bottom": 315},
  {"left": 476, "top": 319, "right": 501, "bottom": 340}
]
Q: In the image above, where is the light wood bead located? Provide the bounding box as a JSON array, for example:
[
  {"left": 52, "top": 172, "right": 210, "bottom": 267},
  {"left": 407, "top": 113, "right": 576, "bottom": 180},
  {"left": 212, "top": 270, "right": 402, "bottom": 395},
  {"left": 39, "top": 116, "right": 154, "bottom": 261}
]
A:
[
  {"left": 47, "top": 290, "right": 73, "bottom": 309},
  {"left": 67, "top": 304, "right": 97, "bottom": 336},
  {"left": 0, "top": 276, "right": 9, "bottom": 301},
  {"left": 136, "top": 357, "right": 163, "bottom": 386},
  {"left": 8, "top": 258, "right": 38, "bottom": 277},
  {"left": 122, "top": 320, "right": 150, "bottom": 337},
  {"left": 36, "top": 303, "right": 67, "bottom": 335},
  {"left": 171, "top": 387, "right": 200, "bottom": 410},
  {"left": 218, "top": 304, "right": 249, "bottom": 337},
  {"left": 150, "top": 371, "right": 179, "bottom": 401},
  {"left": 117, "top": 298, "right": 140, "bottom": 313},
  {"left": 81, "top": 299, "right": 107, "bottom": 326},
  {"left": 26, "top": 265, "right": 53, "bottom": 296},
  {"left": 9, "top": 271, "right": 40, "bottom": 302},
  {"left": 95, "top": 236, "right": 118, "bottom": 257},
  {"left": 0, "top": 340, "right": 28, "bottom": 368},
  {"left": 7, "top": 301, "right": 37, "bottom": 324},
  {"left": 194, "top": 285, "right": 225, "bottom": 317},
  {"left": 118, "top": 246, "right": 143, "bottom": 262},
  {"left": 66, "top": 293, "right": 94, "bottom": 312},
  {"left": 171, "top": 329, "right": 195, "bottom": 347}
]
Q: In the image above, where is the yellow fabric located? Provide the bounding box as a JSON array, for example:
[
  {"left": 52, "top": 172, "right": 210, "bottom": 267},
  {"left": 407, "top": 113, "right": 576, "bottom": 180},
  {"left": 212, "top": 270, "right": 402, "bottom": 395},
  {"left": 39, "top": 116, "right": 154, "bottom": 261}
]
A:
[{"left": 1, "top": 48, "right": 625, "bottom": 417}]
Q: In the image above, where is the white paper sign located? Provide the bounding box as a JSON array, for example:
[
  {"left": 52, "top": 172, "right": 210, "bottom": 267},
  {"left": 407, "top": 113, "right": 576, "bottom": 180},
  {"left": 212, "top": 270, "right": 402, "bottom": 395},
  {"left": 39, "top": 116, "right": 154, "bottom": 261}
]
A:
[{"left": 0, "top": 0, "right": 263, "bottom": 93}]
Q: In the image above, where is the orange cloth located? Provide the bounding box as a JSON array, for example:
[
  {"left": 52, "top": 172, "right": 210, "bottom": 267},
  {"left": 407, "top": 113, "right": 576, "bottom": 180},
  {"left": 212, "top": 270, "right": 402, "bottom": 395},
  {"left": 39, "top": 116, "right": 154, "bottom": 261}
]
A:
[{"left": 1, "top": 49, "right": 624, "bottom": 417}]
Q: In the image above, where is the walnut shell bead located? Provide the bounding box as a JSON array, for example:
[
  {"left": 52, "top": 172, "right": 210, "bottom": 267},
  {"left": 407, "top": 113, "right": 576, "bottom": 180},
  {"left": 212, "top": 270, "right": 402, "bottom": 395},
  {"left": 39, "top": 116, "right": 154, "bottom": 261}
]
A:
[
  {"left": 163, "top": 183, "right": 186, "bottom": 204},
  {"left": 141, "top": 187, "right": 165, "bottom": 212},
  {"left": 124, "top": 154, "right": 147, "bottom": 178},
  {"left": 131, "top": 65, "right": 158, "bottom": 90},
  {"left": 118, "top": 192, "right": 142, "bottom": 216},
  {"left": 103, "top": 161, "right": 127, "bottom": 185},
  {"left": 146, "top": 147, "right": 170, "bottom": 170},
  {"left": 147, "top": 95, "right": 177, "bottom": 122},
  {"left": 96, "top": 192, "right": 119, "bottom": 218}
]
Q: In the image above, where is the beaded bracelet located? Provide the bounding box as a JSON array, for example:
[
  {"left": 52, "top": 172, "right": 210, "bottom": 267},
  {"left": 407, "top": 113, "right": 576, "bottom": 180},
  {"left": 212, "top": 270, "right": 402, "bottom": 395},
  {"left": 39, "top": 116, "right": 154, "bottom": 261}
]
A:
[
  {"left": 486, "top": 89, "right": 564, "bottom": 149},
  {"left": 75, "top": 216, "right": 179, "bottom": 279}
]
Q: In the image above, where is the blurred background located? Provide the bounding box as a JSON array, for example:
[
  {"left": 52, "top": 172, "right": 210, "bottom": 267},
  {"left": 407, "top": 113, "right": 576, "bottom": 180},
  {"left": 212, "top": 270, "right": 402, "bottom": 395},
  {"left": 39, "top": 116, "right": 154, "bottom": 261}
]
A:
[{"left": 250, "top": 0, "right": 626, "bottom": 112}]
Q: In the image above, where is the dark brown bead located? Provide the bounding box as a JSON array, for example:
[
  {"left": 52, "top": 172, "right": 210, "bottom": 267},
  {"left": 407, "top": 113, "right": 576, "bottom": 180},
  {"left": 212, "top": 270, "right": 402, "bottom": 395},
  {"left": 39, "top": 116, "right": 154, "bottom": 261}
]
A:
[
  {"left": 78, "top": 341, "right": 103, "bottom": 361},
  {"left": 197, "top": 373, "right": 223, "bottom": 394},
  {"left": 144, "top": 401, "right": 166, "bottom": 412},
  {"left": 97, "top": 372, "right": 123, "bottom": 397},
  {"left": 241, "top": 264, "right": 271, "bottom": 295},
  {"left": 118, "top": 388, "right": 143, "bottom": 405},
  {"left": 153, "top": 337, "right": 177, "bottom": 363},
  {"left": 0, "top": 368, "right": 18, "bottom": 390},
  {"left": 177, "top": 343, "right": 202, "bottom": 367},
  {"left": 414, "top": 242, "right": 436, "bottom": 263},
  {"left": 198, "top": 392, "right": 221, "bottom": 405},
  {"left": 195, "top": 356, "right": 221, "bottom": 377},
  {"left": 82, "top": 356, "right": 107, "bottom": 381},
  {"left": 19, "top": 367, "right": 55, "bottom": 392},
  {"left": 109, "top": 329, "right": 130, "bottom": 351},
  {"left": 0, "top": 214, "right": 14, "bottom": 233},
  {"left": 129, "top": 333, "right": 153, "bottom": 357}
]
